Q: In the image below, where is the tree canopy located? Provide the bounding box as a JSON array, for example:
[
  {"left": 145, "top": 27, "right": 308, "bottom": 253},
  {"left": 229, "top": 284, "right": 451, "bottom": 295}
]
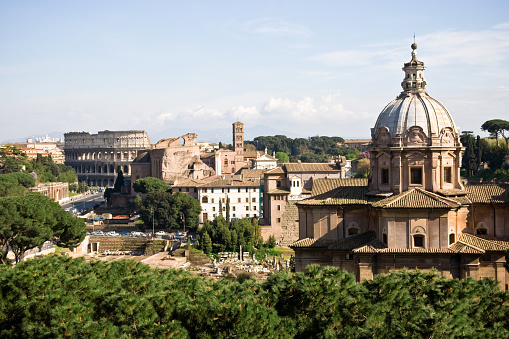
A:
[
  {"left": 0, "top": 172, "right": 35, "bottom": 197},
  {"left": 481, "top": 119, "right": 509, "bottom": 148},
  {"left": 0, "top": 146, "right": 29, "bottom": 174},
  {"left": 140, "top": 191, "right": 201, "bottom": 230},
  {"left": 133, "top": 177, "right": 172, "bottom": 194},
  {"left": 0, "top": 256, "right": 508, "bottom": 338},
  {"left": 0, "top": 193, "right": 86, "bottom": 263}
]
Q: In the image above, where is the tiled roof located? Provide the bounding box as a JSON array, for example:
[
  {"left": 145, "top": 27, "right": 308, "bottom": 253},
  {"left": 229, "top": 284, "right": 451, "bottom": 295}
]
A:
[
  {"left": 285, "top": 163, "right": 340, "bottom": 173},
  {"left": 200, "top": 178, "right": 260, "bottom": 188},
  {"left": 237, "top": 168, "right": 269, "bottom": 179},
  {"left": 371, "top": 188, "right": 461, "bottom": 209},
  {"left": 290, "top": 238, "right": 338, "bottom": 248},
  {"left": 465, "top": 184, "right": 509, "bottom": 204},
  {"left": 267, "top": 188, "right": 291, "bottom": 194},
  {"left": 172, "top": 179, "right": 207, "bottom": 187},
  {"left": 458, "top": 233, "right": 509, "bottom": 252},
  {"left": 265, "top": 167, "right": 285, "bottom": 174},
  {"left": 243, "top": 150, "right": 261, "bottom": 158},
  {"left": 449, "top": 242, "right": 485, "bottom": 254},
  {"left": 328, "top": 230, "right": 378, "bottom": 250},
  {"left": 297, "top": 178, "right": 371, "bottom": 206}
]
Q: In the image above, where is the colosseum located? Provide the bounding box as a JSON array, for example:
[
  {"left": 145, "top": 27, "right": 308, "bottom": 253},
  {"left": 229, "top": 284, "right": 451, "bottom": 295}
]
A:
[{"left": 64, "top": 130, "right": 152, "bottom": 187}]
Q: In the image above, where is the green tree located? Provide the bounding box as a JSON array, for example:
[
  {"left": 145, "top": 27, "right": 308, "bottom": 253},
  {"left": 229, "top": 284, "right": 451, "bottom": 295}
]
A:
[
  {"left": 275, "top": 151, "right": 289, "bottom": 163},
  {"left": 134, "top": 194, "right": 143, "bottom": 212},
  {"left": 171, "top": 192, "right": 201, "bottom": 230},
  {"left": 464, "top": 136, "right": 477, "bottom": 177},
  {"left": 0, "top": 193, "right": 86, "bottom": 263},
  {"left": 355, "top": 158, "right": 371, "bottom": 178},
  {"left": 266, "top": 234, "right": 276, "bottom": 248},
  {"left": 113, "top": 170, "right": 124, "bottom": 192},
  {"left": 482, "top": 119, "right": 509, "bottom": 148},
  {"left": 201, "top": 232, "right": 212, "bottom": 255},
  {"left": 0, "top": 145, "right": 29, "bottom": 174},
  {"left": 219, "top": 199, "right": 223, "bottom": 218},
  {"left": 225, "top": 195, "right": 230, "bottom": 223},
  {"left": 0, "top": 173, "right": 35, "bottom": 197},
  {"left": 133, "top": 177, "right": 171, "bottom": 194}
]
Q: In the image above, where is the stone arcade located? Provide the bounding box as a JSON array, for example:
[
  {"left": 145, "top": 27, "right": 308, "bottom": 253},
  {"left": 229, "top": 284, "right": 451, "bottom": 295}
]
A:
[{"left": 291, "top": 44, "right": 509, "bottom": 288}]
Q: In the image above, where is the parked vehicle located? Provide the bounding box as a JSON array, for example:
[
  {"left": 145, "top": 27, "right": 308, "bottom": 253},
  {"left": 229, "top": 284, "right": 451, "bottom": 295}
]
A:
[
  {"left": 174, "top": 232, "right": 187, "bottom": 239},
  {"left": 105, "top": 231, "right": 118, "bottom": 237},
  {"left": 155, "top": 231, "right": 166, "bottom": 236},
  {"left": 119, "top": 231, "right": 130, "bottom": 236},
  {"left": 91, "top": 230, "right": 104, "bottom": 236}
]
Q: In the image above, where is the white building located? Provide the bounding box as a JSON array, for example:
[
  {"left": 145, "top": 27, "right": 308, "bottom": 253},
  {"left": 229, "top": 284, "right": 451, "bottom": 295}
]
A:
[{"left": 195, "top": 177, "right": 261, "bottom": 222}]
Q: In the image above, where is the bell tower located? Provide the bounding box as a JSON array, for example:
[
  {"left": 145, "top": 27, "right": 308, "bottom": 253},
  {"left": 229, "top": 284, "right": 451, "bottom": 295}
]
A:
[{"left": 232, "top": 121, "right": 245, "bottom": 172}]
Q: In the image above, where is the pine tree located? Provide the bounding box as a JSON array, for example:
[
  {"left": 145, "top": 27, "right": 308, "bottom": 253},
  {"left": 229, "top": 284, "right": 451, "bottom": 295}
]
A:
[
  {"left": 201, "top": 232, "right": 212, "bottom": 255},
  {"left": 465, "top": 137, "right": 476, "bottom": 177},
  {"left": 225, "top": 195, "right": 230, "bottom": 223},
  {"left": 114, "top": 170, "right": 124, "bottom": 192}
]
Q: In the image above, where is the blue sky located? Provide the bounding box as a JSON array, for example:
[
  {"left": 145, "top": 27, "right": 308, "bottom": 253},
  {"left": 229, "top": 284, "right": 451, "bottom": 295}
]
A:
[{"left": 1, "top": 1, "right": 508, "bottom": 142}]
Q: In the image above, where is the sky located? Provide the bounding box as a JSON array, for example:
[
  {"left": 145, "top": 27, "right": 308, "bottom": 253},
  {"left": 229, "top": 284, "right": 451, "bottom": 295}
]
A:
[{"left": 1, "top": 0, "right": 509, "bottom": 143}]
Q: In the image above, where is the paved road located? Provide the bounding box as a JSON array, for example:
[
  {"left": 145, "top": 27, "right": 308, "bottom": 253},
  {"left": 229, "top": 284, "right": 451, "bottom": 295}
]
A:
[{"left": 61, "top": 192, "right": 104, "bottom": 213}]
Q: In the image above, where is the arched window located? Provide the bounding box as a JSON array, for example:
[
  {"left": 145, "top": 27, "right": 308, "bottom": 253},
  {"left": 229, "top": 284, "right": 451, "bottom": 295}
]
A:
[
  {"left": 449, "top": 233, "right": 455, "bottom": 245},
  {"left": 202, "top": 196, "right": 208, "bottom": 204},
  {"left": 346, "top": 222, "right": 360, "bottom": 237}
]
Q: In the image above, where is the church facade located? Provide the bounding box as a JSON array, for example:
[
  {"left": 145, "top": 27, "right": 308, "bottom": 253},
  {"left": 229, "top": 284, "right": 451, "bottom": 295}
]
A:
[{"left": 292, "top": 44, "right": 509, "bottom": 288}]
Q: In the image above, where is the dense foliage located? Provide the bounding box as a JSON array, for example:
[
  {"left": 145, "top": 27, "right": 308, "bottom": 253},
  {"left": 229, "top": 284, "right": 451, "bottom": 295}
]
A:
[
  {"left": 0, "top": 172, "right": 36, "bottom": 197},
  {"left": 199, "top": 216, "right": 264, "bottom": 254},
  {"left": 0, "top": 193, "right": 86, "bottom": 263},
  {"left": 246, "top": 135, "right": 356, "bottom": 163},
  {"left": 0, "top": 145, "right": 29, "bottom": 174},
  {"left": 1, "top": 256, "right": 508, "bottom": 338},
  {"left": 29, "top": 154, "right": 77, "bottom": 184},
  {"left": 133, "top": 177, "right": 172, "bottom": 194},
  {"left": 140, "top": 191, "right": 201, "bottom": 230},
  {"left": 461, "top": 127, "right": 509, "bottom": 180}
]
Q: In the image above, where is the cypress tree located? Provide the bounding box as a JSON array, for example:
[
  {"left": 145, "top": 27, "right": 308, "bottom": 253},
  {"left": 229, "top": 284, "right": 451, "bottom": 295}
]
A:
[{"left": 225, "top": 195, "right": 230, "bottom": 223}]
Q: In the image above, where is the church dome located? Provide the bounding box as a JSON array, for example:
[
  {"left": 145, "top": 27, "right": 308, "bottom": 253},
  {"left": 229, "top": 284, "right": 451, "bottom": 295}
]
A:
[{"left": 372, "top": 44, "right": 458, "bottom": 141}]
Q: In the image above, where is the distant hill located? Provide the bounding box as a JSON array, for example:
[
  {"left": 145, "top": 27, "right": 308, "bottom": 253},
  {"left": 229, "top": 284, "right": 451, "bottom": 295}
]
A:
[
  {"left": 149, "top": 125, "right": 308, "bottom": 144},
  {"left": 1, "top": 132, "right": 65, "bottom": 144}
]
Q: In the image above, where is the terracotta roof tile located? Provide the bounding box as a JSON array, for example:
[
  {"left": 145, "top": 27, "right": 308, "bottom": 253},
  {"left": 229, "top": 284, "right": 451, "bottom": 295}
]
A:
[
  {"left": 200, "top": 178, "right": 260, "bottom": 188},
  {"left": 457, "top": 233, "right": 509, "bottom": 252},
  {"left": 266, "top": 167, "right": 285, "bottom": 174},
  {"left": 297, "top": 178, "right": 371, "bottom": 206},
  {"left": 237, "top": 168, "right": 269, "bottom": 179},
  {"left": 285, "top": 163, "right": 340, "bottom": 173},
  {"left": 371, "top": 189, "right": 461, "bottom": 209},
  {"left": 267, "top": 188, "right": 291, "bottom": 194},
  {"left": 465, "top": 184, "right": 509, "bottom": 204},
  {"left": 290, "top": 238, "right": 338, "bottom": 248}
]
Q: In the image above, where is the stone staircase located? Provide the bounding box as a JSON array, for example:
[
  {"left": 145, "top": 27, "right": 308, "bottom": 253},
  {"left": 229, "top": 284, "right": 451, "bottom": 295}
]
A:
[{"left": 89, "top": 237, "right": 166, "bottom": 255}]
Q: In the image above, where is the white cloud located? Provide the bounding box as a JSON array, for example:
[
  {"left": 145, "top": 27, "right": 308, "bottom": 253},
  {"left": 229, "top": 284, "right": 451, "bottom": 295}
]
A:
[{"left": 309, "top": 23, "right": 509, "bottom": 69}]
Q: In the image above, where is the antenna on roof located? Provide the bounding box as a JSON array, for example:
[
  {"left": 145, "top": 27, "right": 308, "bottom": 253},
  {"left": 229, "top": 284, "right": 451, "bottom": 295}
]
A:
[{"left": 413, "top": 33, "right": 416, "bottom": 44}]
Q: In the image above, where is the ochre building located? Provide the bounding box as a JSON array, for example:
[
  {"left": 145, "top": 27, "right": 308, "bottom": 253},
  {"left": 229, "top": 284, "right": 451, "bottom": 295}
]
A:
[{"left": 292, "top": 44, "right": 509, "bottom": 288}]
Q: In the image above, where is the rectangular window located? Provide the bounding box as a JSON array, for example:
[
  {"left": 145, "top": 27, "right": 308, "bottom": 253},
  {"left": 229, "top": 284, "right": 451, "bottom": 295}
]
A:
[
  {"left": 413, "top": 235, "right": 424, "bottom": 248},
  {"left": 253, "top": 206, "right": 256, "bottom": 211},
  {"left": 211, "top": 198, "right": 214, "bottom": 203},
  {"left": 232, "top": 206, "right": 236, "bottom": 211},
  {"left": 410, "top": 168, "right": 423, "bottom": 185},
  {"left": 276, "top": 218, "right": 281, "bottom": 223},
  {"left": 222, "top": 198, "right": 225, "bottom": 203},
  {"left": 246, "top": 198, "right": 249, "bottom": 203},
  {"left": 277, "top": 205, "right": 281, "bottom": 211},
  {"left": 252, "top": 198, "right": 256, "bottom": 203},
  {"left": 224, "top": 160, "right": 228, "bottom": 165},
  {"left": 246, "top": 206, "right": 249, "bottom": 211},
  {"left": 212, "top": 207, "right": 216, "bottom": 211},
  {"left": 381, "top": 168, "right": 389, "bottom": 185},
  {"left": 444, "top": 167, "right": 452, "bottom": 183},
  {"left": 238, "top": 198, "right": 241, "bottom": 203}
]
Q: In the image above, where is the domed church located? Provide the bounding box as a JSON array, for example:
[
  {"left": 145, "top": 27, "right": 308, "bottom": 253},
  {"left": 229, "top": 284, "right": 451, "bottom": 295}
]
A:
[{"left": 292, "top": 44, "right": 509, "bottom": 287}]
